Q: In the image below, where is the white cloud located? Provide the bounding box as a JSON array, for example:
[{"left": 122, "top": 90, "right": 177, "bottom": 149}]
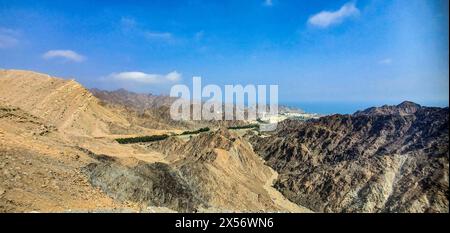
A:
[
  {"left": 43, "top": 50, "right": 86, "bottom": 62},
  {"left": 308, "top": 2, "right": 359, "bottom": 28},
  {"left": 263, "top": 0, "right": 273, "bottom": 6},
  {"left": 0, "top": 28, "right": 19, "bottom": 49},
  {"left": 108, "top": 71, "right": 181, "bottom": 84},
  {"left": 379, "top": 58, "right": 393, "bottom": 65}
]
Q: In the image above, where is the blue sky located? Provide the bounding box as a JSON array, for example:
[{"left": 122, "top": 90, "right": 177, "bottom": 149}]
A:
[{"left": 0, "top": 0, "right": 448, "bottom": 111}]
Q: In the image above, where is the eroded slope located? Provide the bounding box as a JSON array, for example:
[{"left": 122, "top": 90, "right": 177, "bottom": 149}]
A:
[{"left": 251, "top": 102, "right": 449, "bottom": 213}]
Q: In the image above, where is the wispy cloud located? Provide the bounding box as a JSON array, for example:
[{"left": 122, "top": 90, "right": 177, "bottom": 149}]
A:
[
  {"left": 144, "top": 31, "right": 173, "bottom": 40},
  {"left": 120, "top": 17, "right": 137, "bottom": 31},
  {"left": 263, "top": 0, "right": 273, "bottom": 6},
  {"left": 43, "top": 50, "right": 86, "bottom": 62},
  {"left": 308, "top": 2, "right": 359, "bottom": 28},
  {"left": 379, "top": 58, "right": 393, "bottom": 65},
  {"left": 108, "top": 71, "right": 181, "bottom": 84},
  {"left": 120, "top": 17, "right": 174, "bottom": 42},
  {"left": 194, "top": 31, "right": 204, "bottom": 41},
  {"left": 0, "top": 28, "right": 20, "bottom": 49}
]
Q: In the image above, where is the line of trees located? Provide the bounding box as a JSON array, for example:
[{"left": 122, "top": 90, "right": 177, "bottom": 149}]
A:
[
  {"left": 179, "top": 127, "right": 210, "bottom": 135},
  {"left": 115, "top": 127, "right": 211, "bottom": 144},
  {"left": 227, "top": 124, "right": 259, "bottom": 130},
  {"left": 115, "top": 124, "right": 260, "bottom": 144},
  {"left": 115, "top": 134, "right": 169, "bottom": 144}
]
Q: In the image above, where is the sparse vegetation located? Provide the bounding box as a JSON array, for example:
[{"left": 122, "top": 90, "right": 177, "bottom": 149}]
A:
[
  {"left": 115, "top": 127, "right": 211, "bottom": 144},
  {"left": 227, "top": 124, "right": 259, "bottom": 130},
  {"left": 115, "top": 134, "right": 169, "bottom": 144},
  {"left": 256, "top": 118, "right": 268, "bottom": 123},
  {"left": 179, "top": 127, "right": 210, "bottom": 135}
]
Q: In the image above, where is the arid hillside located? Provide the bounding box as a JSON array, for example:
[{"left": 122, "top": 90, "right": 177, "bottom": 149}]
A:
[
  {"left": 1, "top": 69, "right": 447, "bottom": 213},
  {"left": 90, "top": 88, "right": 176, "bottom": 110},
  {"left": 250, "top": 102, "right": 449, "bottom": 213},
  {"left": 0, "top": 102, "right": 136, "bottom": 212},
  {"left": 0, "top": 70, "right": 132, "bottom": 138},
  {"left": 0, "top": 69, "right": 309, "bottom": 213}
]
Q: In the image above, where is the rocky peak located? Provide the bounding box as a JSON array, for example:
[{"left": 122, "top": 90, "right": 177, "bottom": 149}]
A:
[
  {"left": 396, "top": 101, "right": 421, "bottom": 113},
  {"left": 354, "top": 101, "right": 423, "bottom": 116}
]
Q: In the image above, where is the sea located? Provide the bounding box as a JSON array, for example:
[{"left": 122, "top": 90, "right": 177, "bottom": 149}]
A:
[{"left": 281, "top": 101, "right": 449, "bottom": 115}]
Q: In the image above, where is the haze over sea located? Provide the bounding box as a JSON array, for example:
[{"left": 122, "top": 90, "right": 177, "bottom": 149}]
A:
[{"left": 284, "top": 101, "right": 450, "bottom": 115}]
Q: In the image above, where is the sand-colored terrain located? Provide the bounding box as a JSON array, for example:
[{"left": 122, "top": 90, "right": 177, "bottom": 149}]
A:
[{"left": 0, "top": 69, "right": 309, "bottom": 213}]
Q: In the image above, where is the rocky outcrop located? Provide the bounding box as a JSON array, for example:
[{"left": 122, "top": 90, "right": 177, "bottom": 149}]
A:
[
  {"left": 251, "top": 102, "right": 449, "bottom": 213},
  {"left": 82, "top": 155, "right": 204, "bottom": 213}
]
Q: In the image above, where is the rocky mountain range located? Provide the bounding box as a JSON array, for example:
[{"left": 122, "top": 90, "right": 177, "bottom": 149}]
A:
[
  {"left": 0, "top": 69, "right": 448, "bottom": 213},
  {"left": 90, "top": 87, "right": 251, "bottom": 129},
  {"left": 250, "top": 102, "right": 449, "bottom": 212},
  {"left": 90, "top": 88, "right": 176, "bottom": 110},
  {"left": 0, "top": 69, "right": 308, "bottom": 212}
]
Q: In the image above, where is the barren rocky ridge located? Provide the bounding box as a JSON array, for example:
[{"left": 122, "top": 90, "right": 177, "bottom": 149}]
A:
[{"left": 250, "top": 102, "right": 449, "bottom": 212}]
